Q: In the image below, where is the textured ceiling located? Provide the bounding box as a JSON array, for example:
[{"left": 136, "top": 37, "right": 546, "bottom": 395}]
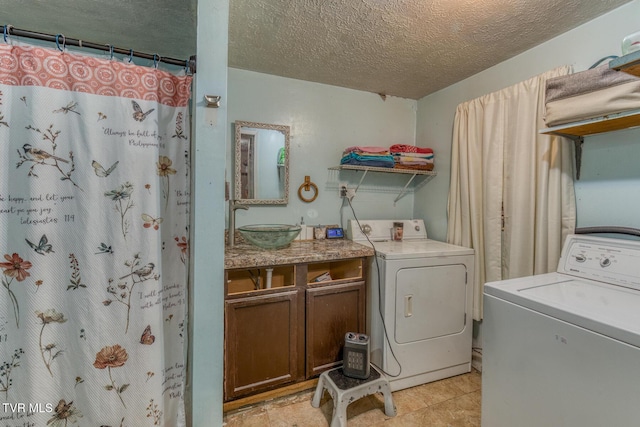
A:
[
  {"left": 229, "top": 0, "right": 634, "bottom": 99},
  {"left": 0, "top": 0, "right": 634, "bottom": 99}
]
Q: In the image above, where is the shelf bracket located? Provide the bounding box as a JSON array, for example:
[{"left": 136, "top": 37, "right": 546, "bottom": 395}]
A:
[
  {"left": 354, "top": 169, "right": 369, "bottom": 193},
  {"left": 574, "top": 137, "right": 583, "bottom": 180},
  {"left": 328, "top": 165, "right": 436, "bottom": 199},
  {"left": 547, "top": 132, "right": 584, "bottom": 180},
  {"left": 394, "top": 173, "right": 418, "bottom": 205}
]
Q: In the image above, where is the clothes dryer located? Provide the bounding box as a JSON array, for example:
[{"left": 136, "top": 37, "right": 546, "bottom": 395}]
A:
[{"left": 347, "top": 219, "right": 475, "bottom": 391}]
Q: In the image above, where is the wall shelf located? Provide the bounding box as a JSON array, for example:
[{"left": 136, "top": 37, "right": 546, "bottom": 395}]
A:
[
  {"left": 538, "top": 52, "right": 640, "bottom": 180},
  {"left": 610, "top": 50, "right": 640, "bottom": 77},
  {"left": 539, "top": 108, "right": 640, "bottom": 180},
  {"left": 539, "top": 52, "right": 640, "bottom": 179},
  {"left": 328, "top": 165, "right": 436, "bottom": 203},
  {"left": 540, "top": 108, "right": 640, "bottom": 138}
]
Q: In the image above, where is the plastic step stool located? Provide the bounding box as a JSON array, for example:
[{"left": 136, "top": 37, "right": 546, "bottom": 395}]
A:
[{"left": 311, "top": 365, "right": 396, "bottom": 426}]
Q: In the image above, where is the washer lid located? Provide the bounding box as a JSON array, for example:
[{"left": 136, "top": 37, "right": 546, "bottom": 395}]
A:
[
  {"left": 485, "top": 274, "right": 640, "bottom": 348},
  {"left": 373, "top": 239, "right": 474, "bottom": 259}
]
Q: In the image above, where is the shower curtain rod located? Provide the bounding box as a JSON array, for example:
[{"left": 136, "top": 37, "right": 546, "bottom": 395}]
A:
[{"left": 2, "top": 25, "right": 196, "bottom": 73}]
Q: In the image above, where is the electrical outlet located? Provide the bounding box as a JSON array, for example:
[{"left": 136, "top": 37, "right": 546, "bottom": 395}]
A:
[{"left": 339, "top": 182, "right": 348, "bottom": 197}]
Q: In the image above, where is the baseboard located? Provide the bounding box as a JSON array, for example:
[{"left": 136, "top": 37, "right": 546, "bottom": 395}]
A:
[
  {"left": 471, "top": 348, "right": 483, "bottom": 372},
  {"left": 223, "top": 378, "right": 319, "bottom": 414}
]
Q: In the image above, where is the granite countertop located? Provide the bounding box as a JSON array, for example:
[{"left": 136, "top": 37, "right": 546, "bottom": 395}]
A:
[{"left": 225, "top": 239, "right": 374, "bottom": 269}]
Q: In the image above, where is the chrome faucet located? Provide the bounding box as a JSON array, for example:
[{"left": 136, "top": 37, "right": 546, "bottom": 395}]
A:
[{"left": 228, "top": 200, "right": 248, "bottom": 246}]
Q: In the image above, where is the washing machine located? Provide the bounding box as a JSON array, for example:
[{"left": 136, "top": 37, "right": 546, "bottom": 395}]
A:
[
  {"left": 347, "top": 219, "right": 475, "bottom": 391},
  {"left": 483, "top": 234, "right": 640, "bottom": 426}
]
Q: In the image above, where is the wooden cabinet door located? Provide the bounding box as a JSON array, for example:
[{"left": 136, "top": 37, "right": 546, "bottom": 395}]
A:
[
  {"left": 224, "top": 290, "right": 301, "bottom": 401},
  {"left": 305, "top": 280, "right": 365, "bottom": 378}
]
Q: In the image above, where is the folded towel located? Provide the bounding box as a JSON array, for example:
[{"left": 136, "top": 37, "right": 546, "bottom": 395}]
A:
[
  {"left": 341, "top": 152, "right": 395, "bottom": 168},
  {"left": 394, "top": 163, "right": 434, "bottom": 171},
  {"left": 393, "top": 153, "right": 434, "bottom": 161},
  {"left": 343, "top": 146, "right": 390, "bottom": 154},
  {"left": 395, "top": 158, "right": 434, "bottom": 165},
  {"left": 346, "top": 152, "right": 392, "bottom": 157},
  {"left": 277, "top": 147, "right": 286, "bottom": 166},
  {"left": 389, "top": 144, "right": 434, "bottom": 154}
]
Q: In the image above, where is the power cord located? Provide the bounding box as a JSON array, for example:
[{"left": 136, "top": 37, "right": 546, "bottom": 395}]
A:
[
  {"left": 246, "top": 269, "right": 261, "bottom": 290},
  {"left": 345, "top": 196, "right": 402, "bottom": 379}
]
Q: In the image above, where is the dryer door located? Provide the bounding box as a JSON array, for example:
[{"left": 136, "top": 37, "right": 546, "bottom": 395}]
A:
[{"left": 395, "top": 264, "right": 467, "bottom": 344}]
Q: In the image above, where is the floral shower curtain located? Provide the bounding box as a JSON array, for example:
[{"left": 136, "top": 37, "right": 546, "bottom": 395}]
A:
[{"left": 0, "top": 43, "right": 191, "bottom": 426}]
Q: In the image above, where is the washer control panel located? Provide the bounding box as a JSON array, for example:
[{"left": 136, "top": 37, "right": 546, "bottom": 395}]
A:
[
  {"left": 559, "top": 234, "right": 640, "bottom": 290},
  {"left": 346, "top": 219, "right": 427, "bottom": 242}
]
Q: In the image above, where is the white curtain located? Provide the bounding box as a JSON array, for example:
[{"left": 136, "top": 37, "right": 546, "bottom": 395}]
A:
[
  {"left": 0, "top": 43, "right": 190, "bottom": 426},
  {"left": 447, "top": 66, "right": 576, "bottom": 321}
]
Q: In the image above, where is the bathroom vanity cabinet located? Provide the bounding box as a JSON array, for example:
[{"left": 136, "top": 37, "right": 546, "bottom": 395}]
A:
[
  {"left": 223, "top": 240, "right": 372, "bottom": 402},
  {"left": 224, "top": 267, "right": 301, "bottom": 401},
  {"left": 305, "top": 259, "right": 366, "bottom": 378}
]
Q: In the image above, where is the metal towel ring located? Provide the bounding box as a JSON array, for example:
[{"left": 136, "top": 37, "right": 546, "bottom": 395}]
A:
[{"left": 298, "top": 175, "right": 318, "bottom": 203}]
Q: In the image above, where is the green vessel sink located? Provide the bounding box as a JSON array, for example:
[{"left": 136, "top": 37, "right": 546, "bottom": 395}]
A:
[{"left": 238, "top": 224, "right": 302, "bottom": 249}]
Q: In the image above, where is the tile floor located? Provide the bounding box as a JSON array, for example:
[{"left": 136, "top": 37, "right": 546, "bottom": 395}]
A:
[{"left": 223, "top": 369, "right": 481, "bottom": 426}]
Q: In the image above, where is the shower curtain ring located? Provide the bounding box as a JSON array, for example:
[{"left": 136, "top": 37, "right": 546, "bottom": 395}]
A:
[
  {"left": 55, "top": 34, "right": 66, "bottom": 52},
  {"left": 4, "top": 24, "right": 14, "bottom": 44}
]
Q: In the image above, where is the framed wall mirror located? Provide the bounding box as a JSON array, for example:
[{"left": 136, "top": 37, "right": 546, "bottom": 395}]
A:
[{"left": 234, "top": 121, "right": 290, "bottom": 205}]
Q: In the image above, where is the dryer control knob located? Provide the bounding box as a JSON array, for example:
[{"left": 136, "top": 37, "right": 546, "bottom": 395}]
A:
[
  {"left": 361, "top": 224, "right": 372, "bottom": 235},
  {"left": 415, "top": 225, "right": 421, "bottom": 232}
]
